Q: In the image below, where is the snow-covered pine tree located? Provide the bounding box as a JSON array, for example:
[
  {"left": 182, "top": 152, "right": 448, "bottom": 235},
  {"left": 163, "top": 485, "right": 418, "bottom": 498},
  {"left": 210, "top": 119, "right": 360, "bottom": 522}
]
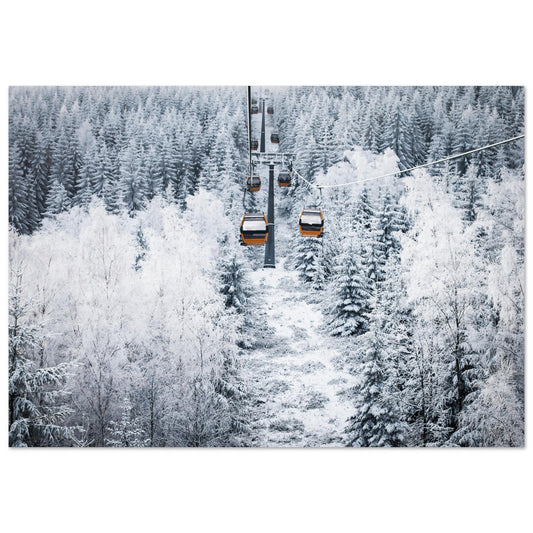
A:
[
  {"left": 292, "top": 229, "right": 330, "bottom": 290},
  {"left": 92, "top": 143, "right": 113, "bottom": 197},
  {"left": 331, "top": 92, "right": 358, "bottom": 160},
  {"left": 105, "top": 396, "right": 148, "bottom": 447},
  {"left": 134, "top": 224, "right": 149, "bottom": 271},
  {"left": 452, "top": 105, "right": 477, "bottom": 175},
  {"left": 381, "top": 97, "right": 414, "bottom": 170},
  {"left": 294, "top": 118, "right": 320, "bottom": 180},
  {"left": 32, "top": 131, "right": 52, "bottom": 217},
  {"left": 158, "top": 136, "right": 177, "bottom": 193},
  {"left": 9, "top": 142, "right": 33, "bottom": 234},
  {"left": 142, "top": 145, "right": 163, "bottom": 201},
  {"left": 314, "top": 117, "right": 335, "bottom": 173},
  {"left": 171, "top": 132, "right": 191, "bottom": 210},
  {"left": 73, "top": 145, "right": 97, "bottom": 210},
  {"left": 219, "top": 250, "right": 250, "bottom": 314},
  {"left": 361, "top": 215, "right": 387, "bottom": 291},
  {"left": 345, "top": 295, "right": 407, "bottom": 447},
  {"left": 49, "top": 127, "right": 77, "bottom": 197},
  {"left": 45, "top": 178, "right": 71, "bottom": 217},
  {"left": 376, "top": 190, "right": 407, "bottom": 260},
  {"left": 328, "top": 236, "right": 371, "bottom": 336},
  {"left": 374, "top": 258, "right": 416, "bottom": 441},
  {"left": 187, "top": 118, "right": 205, "bottom": 194},
  {"left": 119, "top": 141, "right": 147, "bottom": 214},
  {"left": 9, "top": 269, "right": 73, "bottom": 446},
  {"left": 175, "top": 376, "right": 230, "bottom": 447},
  {"left": 214, "top": 355, "right": 248, "bottom": 442},
  {"left": 360, "top": 96, "right": 383, "bottom": 154},
  {"left": 455, "top": 162, "right": 483, "bottom": 223},
  {"left": 406, "top": 100, "right": 427, "bottom": 167},
  {"left": 352, "top": 187, "right": 375, "bottom": 232}
]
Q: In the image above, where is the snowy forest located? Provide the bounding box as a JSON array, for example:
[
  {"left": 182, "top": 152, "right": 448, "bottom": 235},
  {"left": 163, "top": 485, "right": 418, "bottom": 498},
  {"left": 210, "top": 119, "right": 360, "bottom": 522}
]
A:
[{"left": 8, "top": 86, "right": 525, "bottom": 447}]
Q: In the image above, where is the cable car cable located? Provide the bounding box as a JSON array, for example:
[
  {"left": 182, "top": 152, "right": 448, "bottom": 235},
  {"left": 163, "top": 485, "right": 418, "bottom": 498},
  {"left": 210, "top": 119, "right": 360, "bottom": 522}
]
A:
[
  {"left": 292, "top": 168, "right": 316, "bottom": 190},
  {"left": 246, "top": 86, "right": 253, "bottom": 178},
  {"left": 294, "top": 134, "right": 525, "bottom": 190}
]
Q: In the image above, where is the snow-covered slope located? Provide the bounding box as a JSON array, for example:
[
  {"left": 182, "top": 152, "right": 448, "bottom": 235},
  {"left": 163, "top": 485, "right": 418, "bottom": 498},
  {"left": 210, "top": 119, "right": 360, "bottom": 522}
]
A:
[{"left": 243, "top": 218, "right": 356, "bottom": 447}]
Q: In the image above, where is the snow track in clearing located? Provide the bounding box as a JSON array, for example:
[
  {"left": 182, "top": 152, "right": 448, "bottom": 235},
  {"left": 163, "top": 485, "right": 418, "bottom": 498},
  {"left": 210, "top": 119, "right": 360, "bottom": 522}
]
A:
[{"left": 244, "top": 254, "right": 356, "bottom": 447}]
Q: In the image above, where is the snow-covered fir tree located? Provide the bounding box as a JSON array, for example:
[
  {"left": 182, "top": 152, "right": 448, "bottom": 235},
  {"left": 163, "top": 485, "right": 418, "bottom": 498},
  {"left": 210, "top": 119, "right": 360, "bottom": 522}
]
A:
[
  {"left": 106, "top": 396, "right": 148, "bottom": 447},
  {"left": 328, "top": 235, "right": 371, "bottom": 337},
  {"left": 45, "top": 178, "right": 71, "bottom": 217},
  {"left": 9, "top": 268, "right": 73, "bottom": 446},
  {"left": 292, "top": 230, "right": 330, "bottom": 289},
  {"left": 345, "top": 296, "right": 407, "bottom": 447}
]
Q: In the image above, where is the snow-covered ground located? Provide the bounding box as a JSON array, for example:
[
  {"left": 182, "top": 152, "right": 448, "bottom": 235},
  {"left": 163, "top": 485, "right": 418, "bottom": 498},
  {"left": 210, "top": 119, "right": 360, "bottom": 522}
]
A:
[{"left": 242, "top": 217, "right": 357, "bottom": 447}]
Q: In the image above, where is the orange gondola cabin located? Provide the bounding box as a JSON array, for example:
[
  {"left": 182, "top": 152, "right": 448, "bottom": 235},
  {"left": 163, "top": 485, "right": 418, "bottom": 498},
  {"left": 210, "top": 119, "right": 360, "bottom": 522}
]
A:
[
  {"left": 251, "top": 105, "right": 259, "bottom": 114},
  {"left": 278, "top": 170, "right": 291, "bottom": 187},
  {"left": 267, "top": 105, "right": 274, "bottom": 115},
  {"left": 247, "top": 175, "right": 261, "bottom": 192},
  {"left": 299, "top": 209, "right": 324, "bottom": 237},
  {"left": 240, "top": 214, "right": 268, "bottom": 245},
  {"left": 251, "top": 139, "right": 259, "bottom": 150},
  {"left": 270, "top": 133, "right": 280, "bottom": 143}
]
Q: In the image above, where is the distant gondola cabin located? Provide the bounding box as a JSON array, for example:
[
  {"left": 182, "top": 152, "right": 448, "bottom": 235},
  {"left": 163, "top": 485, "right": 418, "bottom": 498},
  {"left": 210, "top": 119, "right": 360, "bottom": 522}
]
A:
[
  {"left": 251, "top": 139, "right": 259, "bottom": 150},
  {"left": 299, "top": 209, "right": 324, "bottom": 237},
  {"left": 278, "top": 170, "right": 291, "bottom": 187},
  {"left": 247, "top": 175, "right": 261, "bottom": 192},
  {"left": 240, "top": 214, "right": 268, "bottom": 245},
  {"left": 267, "top": 106, "right": 274, "bottom": 115},
  {"left": 270, "top": 133, "right": 279, "bottom": 143},
  {"left": 251, "top": 105, "right": 259, "bottom": 114}
]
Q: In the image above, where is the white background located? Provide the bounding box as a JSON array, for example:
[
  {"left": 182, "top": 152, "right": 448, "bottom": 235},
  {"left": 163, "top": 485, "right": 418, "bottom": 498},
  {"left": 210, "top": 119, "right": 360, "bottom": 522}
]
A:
[{"left": 1, "top": 2, "right": 531, "bottom": 531}]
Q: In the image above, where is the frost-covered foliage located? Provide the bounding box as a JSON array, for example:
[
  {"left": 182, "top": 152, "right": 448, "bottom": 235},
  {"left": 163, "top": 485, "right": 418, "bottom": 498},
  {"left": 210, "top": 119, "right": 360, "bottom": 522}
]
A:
[
  {"left": 396, "top": 169, "right": 524, "bottom": 446},
  {"left": 9, "top": 195, "right": 249, "bottom": 447}
]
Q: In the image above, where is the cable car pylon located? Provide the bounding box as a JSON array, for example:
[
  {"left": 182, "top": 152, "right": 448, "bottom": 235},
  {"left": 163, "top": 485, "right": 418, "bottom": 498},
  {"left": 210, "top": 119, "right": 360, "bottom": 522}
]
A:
[
  {"left": 259, "top": 95, "right": 275, "bottom": 267},
  {"left": 260, "top": 96, "right": 266, "bottom": 153},
  {"left": 264, "top": 164, "right": 275, "bottom": 268}
]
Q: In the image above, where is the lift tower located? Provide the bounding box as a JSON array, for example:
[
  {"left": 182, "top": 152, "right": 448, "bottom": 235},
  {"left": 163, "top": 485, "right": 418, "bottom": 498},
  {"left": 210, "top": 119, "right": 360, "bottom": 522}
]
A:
[
  {"left": 260, "top": 97, "right": 266, "bottom": 153},
  {"left": 250, "top": 147, "right": 295, "bottom": 269},
  {"left": 264, "top": 163, "right": 276, "bottom": 268}
]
